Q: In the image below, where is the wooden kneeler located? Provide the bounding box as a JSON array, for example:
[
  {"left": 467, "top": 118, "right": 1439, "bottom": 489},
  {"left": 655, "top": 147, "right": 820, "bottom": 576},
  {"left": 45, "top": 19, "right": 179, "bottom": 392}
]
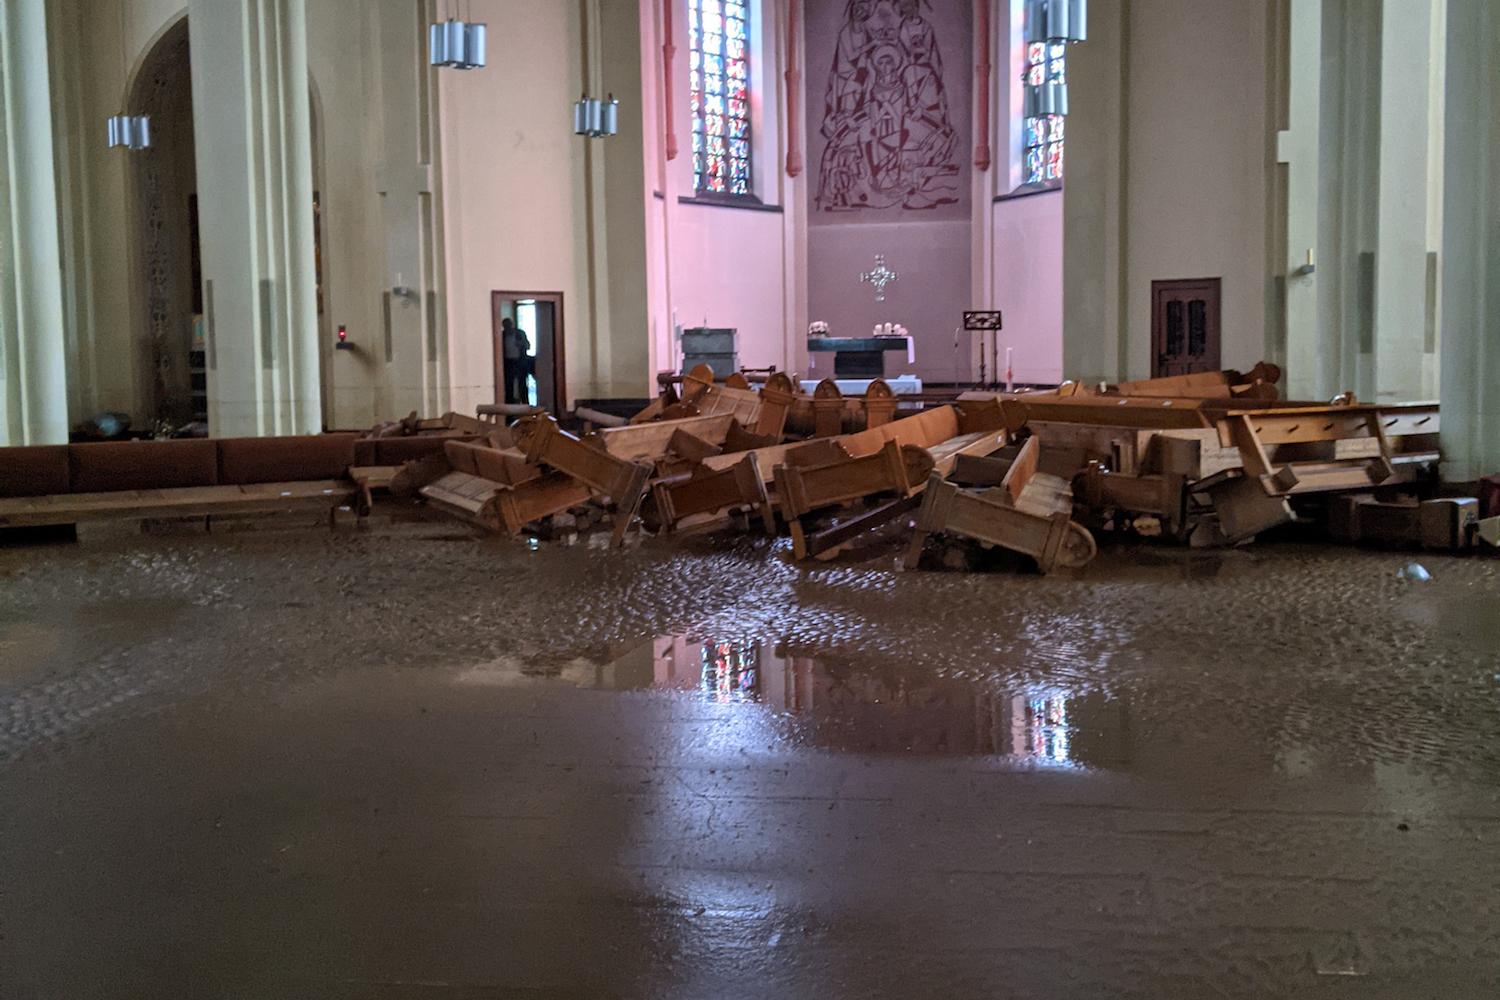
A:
[
  {"left": 652, "top": 453, "right": 775, "bottom": 535},
  {"left": 903, "top": 474, "right": 1097, "bottom": 574},
  {"left": 520, "top": 416, "right": 653, "bottom": 546}
]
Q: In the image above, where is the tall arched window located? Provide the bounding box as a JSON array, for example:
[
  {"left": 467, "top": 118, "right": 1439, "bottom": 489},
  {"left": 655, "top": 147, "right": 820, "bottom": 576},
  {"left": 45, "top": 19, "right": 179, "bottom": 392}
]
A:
[
  {"left": 1023, "top": 41, "right": 1065, "bottom": 184},
  {"left": 688, "top": 0, "right": 752, "bottom": 197}
]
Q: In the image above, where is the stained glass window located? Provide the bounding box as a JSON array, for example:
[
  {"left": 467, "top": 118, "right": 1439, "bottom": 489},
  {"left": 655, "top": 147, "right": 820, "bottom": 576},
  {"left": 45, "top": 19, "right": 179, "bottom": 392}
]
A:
[
  {"left": 689, "top": 0, "right": 752, "bottom": 197},
  {"left": 1023, "top": 42, "right": 1066, "bottom": 184}
]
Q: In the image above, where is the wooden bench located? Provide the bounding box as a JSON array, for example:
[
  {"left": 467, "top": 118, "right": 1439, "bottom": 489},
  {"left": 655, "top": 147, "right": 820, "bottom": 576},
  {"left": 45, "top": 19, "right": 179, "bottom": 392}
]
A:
[
  {"left": 0, "top": 435, "right": 386, "bottom": 533},
  {"left": 0, "top": 480, "right": 358, "bottom": 529},
  {"left": 903, "top": 438, "right": 1097, "bottom": 574}
]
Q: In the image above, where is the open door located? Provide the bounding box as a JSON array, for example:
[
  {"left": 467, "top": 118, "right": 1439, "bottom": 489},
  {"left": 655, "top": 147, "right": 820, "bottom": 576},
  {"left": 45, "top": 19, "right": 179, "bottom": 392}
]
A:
[{"left": 492, "top": 291, "right": 566, "bottom": 412}]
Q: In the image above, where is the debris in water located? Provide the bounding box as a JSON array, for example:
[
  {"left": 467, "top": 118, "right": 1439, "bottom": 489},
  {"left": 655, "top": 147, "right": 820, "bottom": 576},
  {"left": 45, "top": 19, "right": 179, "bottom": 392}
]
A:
[{"left": 1398, "top": 563, "right": 1432, "bottom": 582}]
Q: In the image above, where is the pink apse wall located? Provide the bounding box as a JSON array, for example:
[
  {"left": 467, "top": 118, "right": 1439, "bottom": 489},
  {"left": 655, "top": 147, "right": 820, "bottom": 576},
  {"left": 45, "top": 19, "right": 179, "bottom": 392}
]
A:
[{"left": 805, "top": 0, "right": 974, "bottom": 384}]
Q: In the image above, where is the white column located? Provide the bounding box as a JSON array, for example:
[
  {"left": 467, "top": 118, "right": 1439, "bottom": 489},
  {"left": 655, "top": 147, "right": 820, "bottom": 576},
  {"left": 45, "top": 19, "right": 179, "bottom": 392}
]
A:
[
  {"left": 1061, "top": 0, "right": 1127, "bottom": 387},
  {"left": 1372, "top": 0, "right": 1435, "bottom": 404},
  {"left": 1280, "top": 0, "right": 1323, "bottom": 401},
  {"left": 190, "top": 0, "right": 321, "bottom": 437},
  {"left": 1438, "top": 0, "right": 1500, "bottom": 482},
  {"left": 0, "top": 0, "right": 69, "bottom": 445}
]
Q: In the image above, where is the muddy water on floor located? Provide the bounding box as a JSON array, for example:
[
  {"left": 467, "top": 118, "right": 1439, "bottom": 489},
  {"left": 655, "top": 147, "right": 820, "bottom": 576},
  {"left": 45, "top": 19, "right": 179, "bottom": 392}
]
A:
[{"left": 456, "top": 634, "right": 1131, "bottom": 766}]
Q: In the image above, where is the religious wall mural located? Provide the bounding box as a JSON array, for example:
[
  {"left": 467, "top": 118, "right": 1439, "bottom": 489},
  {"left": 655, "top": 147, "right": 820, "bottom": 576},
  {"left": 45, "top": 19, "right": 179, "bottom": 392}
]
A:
[{"left": 815, "top": 0, "right": 962, "bottom": 213}]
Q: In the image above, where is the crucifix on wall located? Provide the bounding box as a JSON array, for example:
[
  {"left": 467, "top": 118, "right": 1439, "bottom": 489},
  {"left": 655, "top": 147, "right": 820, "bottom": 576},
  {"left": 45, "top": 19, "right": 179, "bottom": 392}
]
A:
[{"left": 860, "top": 254, "right": 899, "bottom": 303}]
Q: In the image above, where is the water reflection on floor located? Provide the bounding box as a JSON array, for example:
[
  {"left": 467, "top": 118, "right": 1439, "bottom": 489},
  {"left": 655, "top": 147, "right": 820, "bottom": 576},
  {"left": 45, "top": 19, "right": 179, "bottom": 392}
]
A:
[{"left": 577, "top": 636, "right": 1130, "bottom": 767}]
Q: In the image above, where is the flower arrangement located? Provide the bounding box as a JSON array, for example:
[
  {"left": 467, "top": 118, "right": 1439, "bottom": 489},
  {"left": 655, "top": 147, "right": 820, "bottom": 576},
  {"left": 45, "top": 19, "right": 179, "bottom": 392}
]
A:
[
  {"left": 873, "top": 322, "right": 908, "bottom": 338},
  {"left": 807, "top": 321, "right": 830, "bottom": 336}
]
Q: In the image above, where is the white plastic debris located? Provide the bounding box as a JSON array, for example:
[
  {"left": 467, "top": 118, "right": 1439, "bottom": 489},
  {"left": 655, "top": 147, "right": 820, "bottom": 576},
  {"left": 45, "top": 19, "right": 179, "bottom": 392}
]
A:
[{"left": 1398, "top": 562, "right": 1432, "bottom": 582}]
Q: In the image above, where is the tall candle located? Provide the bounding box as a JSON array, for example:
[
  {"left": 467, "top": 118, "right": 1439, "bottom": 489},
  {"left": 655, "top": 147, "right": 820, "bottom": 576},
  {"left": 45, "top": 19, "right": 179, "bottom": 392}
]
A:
[{"left": 1005, "top": 347, "right": 1014, "bottom": 393}]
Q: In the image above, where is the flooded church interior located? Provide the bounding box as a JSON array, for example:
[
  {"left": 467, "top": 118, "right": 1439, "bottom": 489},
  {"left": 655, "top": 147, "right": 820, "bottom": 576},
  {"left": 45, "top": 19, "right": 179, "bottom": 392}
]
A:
[{"left": 1, "top": 0, "right": 1498, "bottom": 996}]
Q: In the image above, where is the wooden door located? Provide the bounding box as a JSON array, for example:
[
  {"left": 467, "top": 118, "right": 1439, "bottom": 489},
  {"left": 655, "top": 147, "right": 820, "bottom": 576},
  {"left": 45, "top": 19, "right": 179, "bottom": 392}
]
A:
[{"left": 1151, "top": 278, "right": 1221, "bottom": 377}]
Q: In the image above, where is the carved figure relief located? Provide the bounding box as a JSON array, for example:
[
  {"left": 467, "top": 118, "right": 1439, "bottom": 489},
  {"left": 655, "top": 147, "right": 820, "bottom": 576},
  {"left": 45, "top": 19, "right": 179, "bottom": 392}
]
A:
[{"left": 816, "top": 0, "right": 960, "bottom": 212}]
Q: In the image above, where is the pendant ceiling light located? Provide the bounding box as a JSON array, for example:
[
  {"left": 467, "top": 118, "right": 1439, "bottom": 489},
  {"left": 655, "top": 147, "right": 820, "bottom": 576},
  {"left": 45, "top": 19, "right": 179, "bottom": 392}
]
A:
[
  {"left": 428, "top": 0, "right": 486, "bottom": 70},
  {"left": 1022, "top": 81, "right": 1067, "bottom": 118},
  {"left": 1022, "top": 0, "right": 1087, "bottom": 119},
  {"left": 572, "top": 94, "right": 619, "bottom": 139},
  {"left": 1023, "top": 0, "right": 1087, "bottom": 44},
  {"left": 106, "top": 114, "right": 151, "bottom": 151}
]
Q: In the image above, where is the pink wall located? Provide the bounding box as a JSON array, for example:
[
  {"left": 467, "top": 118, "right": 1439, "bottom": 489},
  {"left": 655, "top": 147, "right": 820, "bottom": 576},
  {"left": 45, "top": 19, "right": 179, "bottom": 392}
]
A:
[
  {"left": 805, "top": 0, "right": 974, "bottom": 383},
  {"left": 990, "top": 188, "right": 1063, "bottom": 384},
  {"left": 641, "top": 0, "right": 803, "bottom": 381},
  {"left": 665, "top": 203, "right": 799, "bottom": 372}
]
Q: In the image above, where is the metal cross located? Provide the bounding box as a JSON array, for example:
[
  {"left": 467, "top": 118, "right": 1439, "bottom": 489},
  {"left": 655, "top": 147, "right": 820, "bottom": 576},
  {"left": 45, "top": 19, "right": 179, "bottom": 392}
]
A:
[{"left": 860, "top": 254, "right": 899, "bottom": 304}]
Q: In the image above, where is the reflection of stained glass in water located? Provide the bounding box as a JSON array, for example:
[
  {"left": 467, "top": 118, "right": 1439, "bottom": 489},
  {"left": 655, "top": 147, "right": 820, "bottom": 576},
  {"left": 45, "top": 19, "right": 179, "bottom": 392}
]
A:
[
  {"left": 689, "top": 0, "right": 752, "bottom": 196},
  {"left": 1028, "top": 697, "right": 1070, "bottom": 763},
  {"left": 700, "top": 641, "right": 760, "bottom": 704}
]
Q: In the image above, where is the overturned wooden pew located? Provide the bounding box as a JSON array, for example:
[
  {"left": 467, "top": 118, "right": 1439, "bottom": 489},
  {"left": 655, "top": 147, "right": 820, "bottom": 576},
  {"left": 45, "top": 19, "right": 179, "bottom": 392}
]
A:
[
  {"left": 419, "top": 439, "right": 594, "bottom": 536},
  {"left": 903, "top": 437, "right": 1097, "bottom": 574},
  {"left": 518, "top": 417, "right": 653, "bottom": 546},
  {"left": 776, "top": 400, "right": 1010, "bottom": 559}
]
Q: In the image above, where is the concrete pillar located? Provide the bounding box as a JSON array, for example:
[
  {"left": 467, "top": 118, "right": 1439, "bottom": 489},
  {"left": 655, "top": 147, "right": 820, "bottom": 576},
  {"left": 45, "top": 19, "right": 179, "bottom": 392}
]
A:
[
  {"left": 1061, "top": 0, "right": 1128, "bottom": 387},
  {"left": 1371, "top": 0, "right": 1434, "bottom": 403},
  {"left": 1280, "top": 0, "right": 1322, "bottom": 401},
  {"left": 1438, "top": 0, "right": 1500, "bottom": 483},
  {"left": 372, "top": 0, "right": 447, "bottom": 422},
  {"left": 189, "top": 0, "right": 321, "bottom": 437},
  {"left": 0, "top": 0, "right": 70, "bottom": 445}
]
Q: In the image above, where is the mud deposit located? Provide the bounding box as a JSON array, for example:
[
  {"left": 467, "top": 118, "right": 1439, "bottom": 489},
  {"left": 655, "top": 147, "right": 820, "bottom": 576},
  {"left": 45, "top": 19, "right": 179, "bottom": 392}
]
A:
[{"left": 1, "top": 518, "right": 1498, "bottom": 998}]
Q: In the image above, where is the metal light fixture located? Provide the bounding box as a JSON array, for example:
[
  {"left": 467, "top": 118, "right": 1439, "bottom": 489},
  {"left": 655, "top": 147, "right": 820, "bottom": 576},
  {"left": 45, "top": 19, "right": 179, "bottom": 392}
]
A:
[
  {"left": 1024, "top": 0, "right": 1087, "bottom": 44},
  {"left": 1022, "top": 81, "right": 1068, "bottom": 118},
  {"left": 428, "top": 1, "right": 486, "bottom": 70},
  {"left": 572, "top": 94, "right": 619, "bottom": 139},
  {"left": 1022, "top": 0, "right": 1087, "bottom": 120},
  {"left": 106, "top": 114, "right": 151, "bottom": 151}
]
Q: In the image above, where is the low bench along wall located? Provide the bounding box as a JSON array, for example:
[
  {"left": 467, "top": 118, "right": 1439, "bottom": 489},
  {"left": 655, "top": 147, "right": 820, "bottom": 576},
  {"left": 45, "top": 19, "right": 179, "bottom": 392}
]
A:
[
  {"left": 0, "top": 434, "right": 475, "bottom": 531},
  {"left": 0, "top": 433, "right": 477, "bottom": 502}
]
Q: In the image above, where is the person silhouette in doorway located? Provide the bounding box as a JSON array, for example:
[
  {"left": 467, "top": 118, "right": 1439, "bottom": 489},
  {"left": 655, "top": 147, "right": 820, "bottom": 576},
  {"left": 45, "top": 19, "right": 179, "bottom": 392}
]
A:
[{"left": 500, "top": 317, "right": 532, "bottom": 405}]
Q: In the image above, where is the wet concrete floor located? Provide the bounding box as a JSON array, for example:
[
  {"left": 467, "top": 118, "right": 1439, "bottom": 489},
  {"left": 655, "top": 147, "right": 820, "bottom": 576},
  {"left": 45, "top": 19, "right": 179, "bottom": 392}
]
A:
[{"left": 1, "top": 516, "right": 1498, "bottom": 997}]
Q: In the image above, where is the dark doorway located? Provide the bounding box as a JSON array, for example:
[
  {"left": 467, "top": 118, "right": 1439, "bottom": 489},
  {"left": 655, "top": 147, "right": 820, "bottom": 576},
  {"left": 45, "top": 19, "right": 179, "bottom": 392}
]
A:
[
  {"left": 130, "top": 18, "right": 199, "bottom": 431},
  {"left": 1151, "top": 278, "right": 1222, "bottom": 377},
  {"left": 492, "top": 292, "right": 566, "bottom": 413}
]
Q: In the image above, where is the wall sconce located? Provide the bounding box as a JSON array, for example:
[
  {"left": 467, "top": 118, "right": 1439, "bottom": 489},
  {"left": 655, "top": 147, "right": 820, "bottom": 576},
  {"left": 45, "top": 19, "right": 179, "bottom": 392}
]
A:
[
  {"left": 572, "top": 94, "right": 620, "bottom": 138},
  {"left": 106, "top": 114, "right": 151, "bottom": 151}
]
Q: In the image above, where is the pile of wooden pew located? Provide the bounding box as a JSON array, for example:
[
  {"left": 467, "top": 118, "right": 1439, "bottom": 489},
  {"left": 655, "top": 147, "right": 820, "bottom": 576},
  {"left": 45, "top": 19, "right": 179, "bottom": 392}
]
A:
[{"left": 386, "top": 362, "right": 1494, "bottom": 572}]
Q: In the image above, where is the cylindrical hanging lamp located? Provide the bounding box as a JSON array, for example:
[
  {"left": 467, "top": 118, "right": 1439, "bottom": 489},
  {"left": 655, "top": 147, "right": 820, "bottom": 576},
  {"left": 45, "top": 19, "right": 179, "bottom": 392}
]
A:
[
  {"left": 461, "top": 22, "right": 487, "bottom": 69},
  {"left": 106, "top": 114, "right": 151, "bottom": 151},
  {"left": 599, "top": 95, "right": 619, "bottom": 137},
  {"left": 1023, "top": 80, "right": 1068, "bottom": 118},
  {"left": 1024, "top": 0, "right": 1088, "bottom": 44},
  {"left": 573, "top": 94, "right": 592, "bottom": 136}
]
